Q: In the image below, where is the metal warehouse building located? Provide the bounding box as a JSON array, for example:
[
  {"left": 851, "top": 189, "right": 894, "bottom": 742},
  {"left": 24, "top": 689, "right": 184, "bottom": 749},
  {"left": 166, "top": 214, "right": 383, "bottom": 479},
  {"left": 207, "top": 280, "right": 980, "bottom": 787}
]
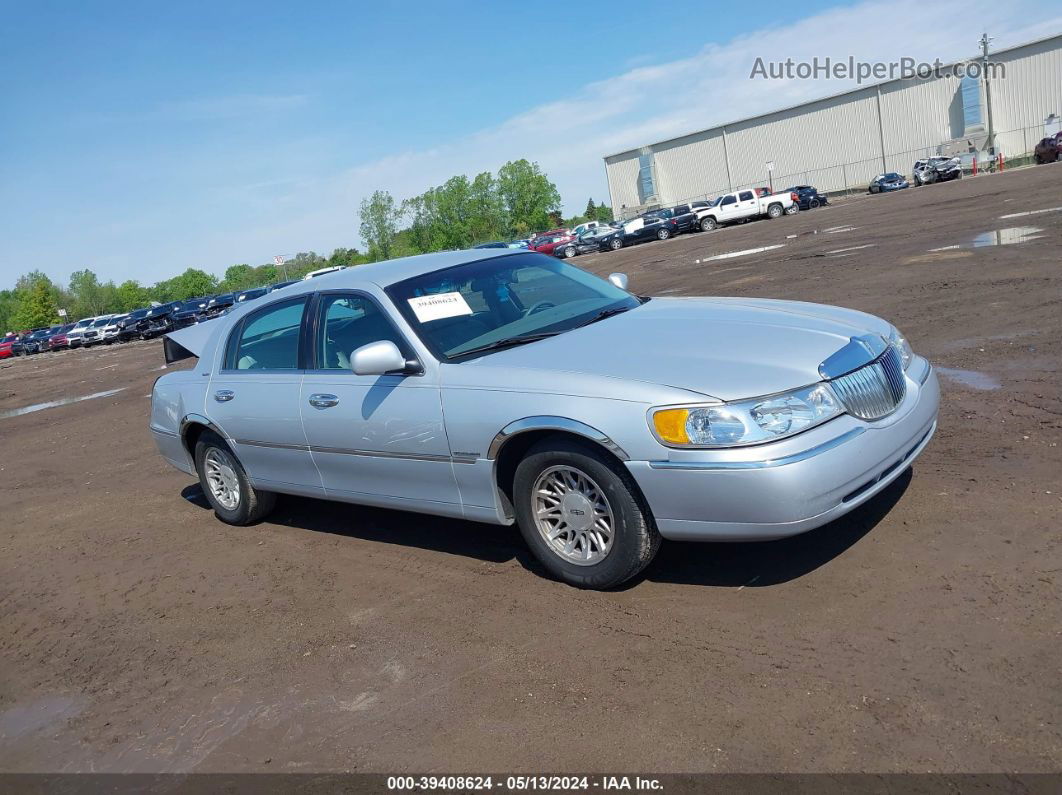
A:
[{"left": 603, "top": 33, "right": 1062, "bottom": 216}]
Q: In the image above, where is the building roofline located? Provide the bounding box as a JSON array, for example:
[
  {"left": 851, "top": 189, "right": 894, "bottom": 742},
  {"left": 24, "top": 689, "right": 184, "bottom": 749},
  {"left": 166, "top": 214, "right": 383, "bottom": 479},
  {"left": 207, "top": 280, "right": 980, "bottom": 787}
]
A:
[{"left": 601, "top": 30, "right": 1062, "bottom": 160}]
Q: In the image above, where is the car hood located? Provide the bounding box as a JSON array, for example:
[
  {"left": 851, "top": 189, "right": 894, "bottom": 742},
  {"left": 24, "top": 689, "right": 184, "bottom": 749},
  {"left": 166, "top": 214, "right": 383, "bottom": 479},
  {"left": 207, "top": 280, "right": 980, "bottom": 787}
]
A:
[{"left": 462, "top": 297, "right": 892, "bottom": 401}]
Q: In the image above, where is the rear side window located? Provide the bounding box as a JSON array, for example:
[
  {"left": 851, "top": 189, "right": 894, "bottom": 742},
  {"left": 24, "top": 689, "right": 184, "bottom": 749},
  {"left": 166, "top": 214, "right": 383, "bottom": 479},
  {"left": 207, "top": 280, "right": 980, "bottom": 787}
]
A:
[
  {"left": 739, "top": 191, "right": 754, "bottom": 201},
  {"left": 224, "top": 297, "right": 308, "bottom": 371}
]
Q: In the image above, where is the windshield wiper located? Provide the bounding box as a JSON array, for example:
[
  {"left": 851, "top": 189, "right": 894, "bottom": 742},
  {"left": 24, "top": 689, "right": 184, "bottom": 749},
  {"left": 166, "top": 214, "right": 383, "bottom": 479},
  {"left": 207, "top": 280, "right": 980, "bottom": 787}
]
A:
[
  {"left": 573, "top": 305, "right": 632, "bottom": 329},
  {"left": 452, "top": 331, "right": 561, "bottom": 358}
]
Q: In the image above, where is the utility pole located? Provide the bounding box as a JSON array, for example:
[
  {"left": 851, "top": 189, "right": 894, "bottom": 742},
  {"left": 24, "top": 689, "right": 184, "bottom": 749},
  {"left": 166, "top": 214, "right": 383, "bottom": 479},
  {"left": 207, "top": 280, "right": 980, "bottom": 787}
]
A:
[{"left": 980, "top": 32, "right": 995, "bottom": 156}]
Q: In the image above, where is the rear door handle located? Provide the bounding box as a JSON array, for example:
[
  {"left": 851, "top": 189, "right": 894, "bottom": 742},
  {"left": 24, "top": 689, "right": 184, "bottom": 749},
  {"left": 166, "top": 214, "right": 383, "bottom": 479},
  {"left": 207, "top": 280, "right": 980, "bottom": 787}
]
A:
[
  {"left": 214, "top": 390, "right": 235, "bottom": 402},
  {"left": 308, "top": 393, "right": 339, "bottom": 409}
]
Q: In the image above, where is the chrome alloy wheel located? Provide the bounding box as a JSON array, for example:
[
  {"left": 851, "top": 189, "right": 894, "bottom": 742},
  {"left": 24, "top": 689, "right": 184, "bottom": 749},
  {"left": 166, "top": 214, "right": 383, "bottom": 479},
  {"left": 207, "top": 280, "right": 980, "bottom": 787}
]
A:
[
  {"left": 532, "top": 465, "right": 614, "bottom": 566},
  {"left": 204, "top": 448, "right": 241, "bottom": 510}
]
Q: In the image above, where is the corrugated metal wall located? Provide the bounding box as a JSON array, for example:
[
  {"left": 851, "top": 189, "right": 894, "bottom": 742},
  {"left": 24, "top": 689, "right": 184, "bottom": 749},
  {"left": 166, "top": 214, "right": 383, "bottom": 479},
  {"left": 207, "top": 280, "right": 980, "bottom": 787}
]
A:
[{"left": 604, "top": 33, "right": 1062, "bottom": 212}]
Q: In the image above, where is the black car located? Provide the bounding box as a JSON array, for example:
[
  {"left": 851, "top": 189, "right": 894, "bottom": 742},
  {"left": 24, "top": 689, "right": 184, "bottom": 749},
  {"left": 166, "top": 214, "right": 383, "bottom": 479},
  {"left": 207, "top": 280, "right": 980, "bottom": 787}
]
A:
[
  {"left": 204, "top": 293, "right": 236, "bottom": 317},
  {"left": 138, "top": 302, "right": 181, "bottom": 339},
  {"left": 23, "top": 326, "right": 59, "bottom": 354},
  {"left": 117, "top": 308, "right": 151, "bottom": 342},
  {"left": 553, "top": 225, "right": 625, "bottom": 258},
  {"left": 234, "top": 288, "right": 268, "bottom": 304},
  {"left": 171, "top": 298, "right": 211, "bottom": 329},
  {"left": 645, "top": 204, "right": 698, "bottom": 233},
  {"left": 621, "top": 214, "right": 675, "bottom": 245},
  {"left": 785, "top": 185, "right": 829, "bottom": 210}
]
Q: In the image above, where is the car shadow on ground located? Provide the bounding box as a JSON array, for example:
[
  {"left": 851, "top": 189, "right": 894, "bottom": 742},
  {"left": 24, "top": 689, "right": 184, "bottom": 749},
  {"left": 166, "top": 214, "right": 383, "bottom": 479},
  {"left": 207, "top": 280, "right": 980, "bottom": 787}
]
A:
[
  {"left": 637, "top": 468, "right": 912, "bottom": 589},
  {"left": 180, "top": 467, "right": 911, "bottom": 587}
]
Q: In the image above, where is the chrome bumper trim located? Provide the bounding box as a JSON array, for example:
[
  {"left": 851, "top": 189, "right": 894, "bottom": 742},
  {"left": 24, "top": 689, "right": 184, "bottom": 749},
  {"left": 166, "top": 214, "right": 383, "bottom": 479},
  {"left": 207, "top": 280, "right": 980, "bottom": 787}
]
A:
[{"left": 646, "top": 427, "right": 866, "bottom": 471}]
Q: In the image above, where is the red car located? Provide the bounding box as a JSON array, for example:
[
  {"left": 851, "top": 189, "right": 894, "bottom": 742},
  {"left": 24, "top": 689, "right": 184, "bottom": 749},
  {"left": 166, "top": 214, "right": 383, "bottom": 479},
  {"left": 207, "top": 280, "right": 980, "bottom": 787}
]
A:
[
  {"left": 0, "top": 334, "right": 16, "bottom": 359},
  {"left": 44, "top": 323, "right": 76, "bottom": 351},
  {"left": 529, "top": 233, "right": 575, "bottom": 256}
]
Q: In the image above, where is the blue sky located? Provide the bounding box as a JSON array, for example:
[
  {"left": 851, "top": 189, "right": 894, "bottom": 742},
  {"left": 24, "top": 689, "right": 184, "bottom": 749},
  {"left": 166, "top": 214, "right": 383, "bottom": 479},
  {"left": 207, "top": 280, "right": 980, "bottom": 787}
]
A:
[{"left": 2, "top": 0, "right": 1058, "bottom": 288}]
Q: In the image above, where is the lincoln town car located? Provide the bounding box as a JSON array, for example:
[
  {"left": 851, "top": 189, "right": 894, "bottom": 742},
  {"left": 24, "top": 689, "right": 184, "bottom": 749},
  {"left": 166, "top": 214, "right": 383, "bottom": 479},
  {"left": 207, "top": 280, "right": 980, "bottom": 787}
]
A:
[{"left": 150, "top": 249, "right": 939, "bottom": 589}]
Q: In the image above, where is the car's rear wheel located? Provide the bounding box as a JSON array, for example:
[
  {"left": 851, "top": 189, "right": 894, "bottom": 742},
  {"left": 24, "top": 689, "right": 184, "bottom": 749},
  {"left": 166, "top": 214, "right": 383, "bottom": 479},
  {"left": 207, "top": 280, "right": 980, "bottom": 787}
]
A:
[
  {"left": 513, "top": 437, "right": 661, "bottom": 589},
  {"left": 609, "top": 237, "right": 623, "bottom": 250},
  {"left": 656, "top": 227, "right": 671, "bottom": 240},
  {"left": 194, "top": 431, "right": 276, "bottom": 525},
  {"left": 767, "top": 203, "right": 783, "bottom": 218},
  {"left": 784, "top": 204, "right": 799, "bottom": 215},
  {"left": 699, "top": 216, "right": 717, "bottom": 232}
]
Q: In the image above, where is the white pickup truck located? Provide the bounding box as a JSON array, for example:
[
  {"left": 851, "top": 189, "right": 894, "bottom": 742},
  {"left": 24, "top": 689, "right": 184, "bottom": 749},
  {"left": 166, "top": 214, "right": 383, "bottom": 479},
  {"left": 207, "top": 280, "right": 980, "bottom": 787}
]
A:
[{"left": 694, "top": 189, "right": 797, "bottom": 231}]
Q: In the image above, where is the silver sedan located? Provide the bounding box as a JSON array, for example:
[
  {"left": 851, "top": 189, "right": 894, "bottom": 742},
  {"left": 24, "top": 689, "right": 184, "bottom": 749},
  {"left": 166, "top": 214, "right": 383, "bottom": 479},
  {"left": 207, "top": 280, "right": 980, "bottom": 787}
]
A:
[{"left": 150, "top": 249, "right": 938, "bottom": 589}]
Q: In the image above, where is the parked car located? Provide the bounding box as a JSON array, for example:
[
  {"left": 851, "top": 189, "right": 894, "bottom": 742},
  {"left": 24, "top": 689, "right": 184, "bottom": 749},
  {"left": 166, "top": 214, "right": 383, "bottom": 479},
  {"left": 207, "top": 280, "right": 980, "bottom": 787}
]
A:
[
  {"left": 44, "top": 323, "right": 76, "bottom": 350},
  {"left": 0, "top": 333, "right": 20, "bottom": 359},
  {"left": 615, "top": 214, "right": 676, "bottom": 244},
  {"left": 139, "top": 302, "right": 182, "bottom": 339},
  {"left": 268, "top": 280, "right": 300, "bottom": 293},
  {"left": 67, "top": 316, "right": 100, "bottom": 348},
  {"left": 117, "top": 309, "right": 151, "bottom": 342},
  {"left": 868, "top": 173, "right": 909, "bottom": 193},
  {"left": 912, "top": 156, "right": 962, "bottom": 186},
  {"left": 81, "top": 315, "right": 115, "bottom": 347},
  {"left": 22, "top": 326, "right": 58, "bottom": 354},
  {"left": 99, "top": 314, "right": 128, "bottom": 344},
  {"left": 1033, "top": 132, "right": 1062, "bottom": 164},
  {"left": 204, "top": 293, "right": 236, "bottom": 319},
  {"left": 171, "top": 299, "right": 210, "bottom": 330},
  {"left": 645, "top": 204, "right": 698, "bottom": 234},
  {"left": 529, "top": 233, "right": 575, "bottom": 257},
  {"left": 553, "top": 225, "right": 624, "bottom": 258},
  {"left": 692, "top": 189, "right": 798, "bottom": 231},
  {"left": 152, "top": 249, "right": 938, "bottom": 590},
  {"left": 569, "top": 221, "right": 611, "bottom": 238},
  {"left": 235, "top": 288, "right": 268, "bottom": 304},
  {"left": 785, "top": 185, "right": 830, "bottom": 210}
]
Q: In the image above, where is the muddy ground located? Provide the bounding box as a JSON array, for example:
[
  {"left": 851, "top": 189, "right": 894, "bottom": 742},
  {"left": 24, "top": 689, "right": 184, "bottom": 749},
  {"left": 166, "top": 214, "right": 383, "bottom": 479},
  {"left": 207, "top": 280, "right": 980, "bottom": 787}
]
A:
[{"left": 1, "top": 164, "right": 1060, "bottom": 774}]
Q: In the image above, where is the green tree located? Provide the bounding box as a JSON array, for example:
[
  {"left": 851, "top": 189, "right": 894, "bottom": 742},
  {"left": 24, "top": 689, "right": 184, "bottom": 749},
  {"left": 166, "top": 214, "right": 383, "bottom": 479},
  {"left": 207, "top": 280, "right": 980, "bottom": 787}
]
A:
[
  {"left": 497, "top": 159, "right": 562, "bottom": 237},
  {"left": 68, "top": 269, "right": 109, "bottom": 317},
  {"left": 585, "top": 198, "right": 597, "bottom": 218},
  {"left": 218, "top": 264, "right": 256, "bottom": 292},
  {"left": 0, "top": 289, "right": 20, "bottom": 333},
  {"left": 11, "top": 280, "right": 59, "bottom": 328},
  {"left": 594, "top": 203, "right": 614, "bottom": 223},
  {"left": 359, "top": 190, "right": 400, "bottom": 261},
  {"left": 116, "top": 280, "right": 151, "bottom": 311},
  {"left": 467, "top": 171, "right": 506, "bottom": 244},
  {"left": 168, "top": 268, "right": 218, "bottom": 301}
]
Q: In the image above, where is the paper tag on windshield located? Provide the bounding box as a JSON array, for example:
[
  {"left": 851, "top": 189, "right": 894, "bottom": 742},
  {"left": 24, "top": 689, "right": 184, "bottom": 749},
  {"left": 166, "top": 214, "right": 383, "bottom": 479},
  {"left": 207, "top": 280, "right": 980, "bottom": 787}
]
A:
[{"left": 407, "top": 292, "right": 473, "bottom": 323}]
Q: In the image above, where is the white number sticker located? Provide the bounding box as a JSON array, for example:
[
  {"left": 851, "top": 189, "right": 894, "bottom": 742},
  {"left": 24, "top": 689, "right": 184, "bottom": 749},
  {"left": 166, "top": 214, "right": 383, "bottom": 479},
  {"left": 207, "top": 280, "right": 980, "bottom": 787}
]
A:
[{"left": 407, "top": 292, "right": 473, "bottom": 323}]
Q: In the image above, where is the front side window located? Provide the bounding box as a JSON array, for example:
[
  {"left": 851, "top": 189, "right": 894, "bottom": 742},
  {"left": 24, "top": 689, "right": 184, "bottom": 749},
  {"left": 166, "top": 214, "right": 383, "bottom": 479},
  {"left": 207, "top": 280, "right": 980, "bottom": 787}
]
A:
[
  {"left": 225, "top": 297, "right": 307, "bottom": 371},
  {"left": 386, "top": 253, "right": 640, "bottom": 361},
  {"left": 316, "top": 294, "right": 409, "bottom": 370},
  {"left": 721, "top": 195, "right": 737, "bottom": 206}
]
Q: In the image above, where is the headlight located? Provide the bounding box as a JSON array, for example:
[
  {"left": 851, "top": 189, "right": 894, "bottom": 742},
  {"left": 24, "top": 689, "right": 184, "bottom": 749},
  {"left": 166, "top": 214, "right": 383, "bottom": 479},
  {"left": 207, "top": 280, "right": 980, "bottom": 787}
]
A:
[
  {"left": 651, "top": 382, "right": 843, "bottom": 447},
  {"left": 887, "top": 327, "right": 913, "bottom": 370}
]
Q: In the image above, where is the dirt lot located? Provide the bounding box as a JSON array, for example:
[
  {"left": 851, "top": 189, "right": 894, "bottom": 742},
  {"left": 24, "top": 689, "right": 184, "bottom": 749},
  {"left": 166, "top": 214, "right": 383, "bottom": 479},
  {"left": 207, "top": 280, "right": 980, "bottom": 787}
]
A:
[{"left": 1, "top": 165, "right": 1060, "bottom": 774}]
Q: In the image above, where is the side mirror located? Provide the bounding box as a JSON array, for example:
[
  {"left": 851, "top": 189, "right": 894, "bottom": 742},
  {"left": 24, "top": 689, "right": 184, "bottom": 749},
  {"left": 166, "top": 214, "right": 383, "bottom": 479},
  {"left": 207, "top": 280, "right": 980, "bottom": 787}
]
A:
[
  {"left": 351, "top": 340, "right": 415, "bottom": 376},
  {"left": 608, "top": 273, "right": 629, "bottom": 291}
]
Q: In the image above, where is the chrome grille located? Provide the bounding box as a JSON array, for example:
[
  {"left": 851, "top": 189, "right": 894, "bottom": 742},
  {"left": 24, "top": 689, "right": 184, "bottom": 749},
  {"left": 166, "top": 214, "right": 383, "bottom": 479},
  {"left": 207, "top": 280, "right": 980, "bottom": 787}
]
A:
[{"left": 829, "top": 346, "right": 906, "bottom": 420}]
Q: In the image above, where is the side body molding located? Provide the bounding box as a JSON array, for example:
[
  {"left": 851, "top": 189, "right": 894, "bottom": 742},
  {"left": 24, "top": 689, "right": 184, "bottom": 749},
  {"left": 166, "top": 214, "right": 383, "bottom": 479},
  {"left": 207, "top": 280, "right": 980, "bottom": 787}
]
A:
[{"left": 486, "top": 416, "right": 630, "bottom": 461}]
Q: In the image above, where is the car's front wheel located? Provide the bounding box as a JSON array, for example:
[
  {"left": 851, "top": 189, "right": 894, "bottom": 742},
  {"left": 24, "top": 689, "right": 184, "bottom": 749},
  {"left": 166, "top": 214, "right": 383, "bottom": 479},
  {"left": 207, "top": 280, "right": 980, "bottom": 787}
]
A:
[
  {"left": 513, "top": 437, "right": 661, "bottom": 589},
  {"left": 656, "top": 227, "right": 671, "bottom": 240},
  {"left": 608, "top": 237, "right": 623, "bottom": 250},
  {"left": 194, "top": 431, "right": 276, "bottom": 525},
  {"left": 562, "top": 244, "right": 577, "bottom": 258},
  {"left": 699, "top": 216, "right": 717, "bottom": 232}
]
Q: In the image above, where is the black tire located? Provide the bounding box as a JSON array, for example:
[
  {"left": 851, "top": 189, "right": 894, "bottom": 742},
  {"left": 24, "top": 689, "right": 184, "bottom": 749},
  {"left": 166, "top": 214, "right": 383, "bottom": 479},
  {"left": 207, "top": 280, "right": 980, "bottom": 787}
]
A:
[
  {"left": 808, "top": 198, "right": 820, "bottom": 209},
  {"left": 656, "top": 227, "right": 671, "bottom": 240},
  {"left": 767, "top": 203, "right": 783, "bottom": 218},
  {"left": 699, "top": 216, "right": 717, "bottom": 232},
  {"left": 513, "top": 437, "right": 661, "bottom": 589},
  {"left": 608, "top": 237, "right": 623, "bottom": 251},
  {"left": 194, "top": 431, "right": 276, "bottom": 525}
]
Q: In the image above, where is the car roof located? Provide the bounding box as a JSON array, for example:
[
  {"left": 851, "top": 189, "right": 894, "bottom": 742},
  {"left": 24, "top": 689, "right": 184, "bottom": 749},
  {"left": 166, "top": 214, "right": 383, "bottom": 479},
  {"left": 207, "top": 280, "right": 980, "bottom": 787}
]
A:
[{"left": 278, "top": 249, "right": 527, "bottom": 293}]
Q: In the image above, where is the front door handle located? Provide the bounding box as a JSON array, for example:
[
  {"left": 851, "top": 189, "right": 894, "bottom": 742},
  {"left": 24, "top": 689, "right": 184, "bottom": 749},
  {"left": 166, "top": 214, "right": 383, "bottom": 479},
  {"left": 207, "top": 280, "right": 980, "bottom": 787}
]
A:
[
  {"left": 308, "top": 393, "right": 339, "bottom": 409},
  {"left": 214, "top": 390, "right": 235, "bottom": 402}
]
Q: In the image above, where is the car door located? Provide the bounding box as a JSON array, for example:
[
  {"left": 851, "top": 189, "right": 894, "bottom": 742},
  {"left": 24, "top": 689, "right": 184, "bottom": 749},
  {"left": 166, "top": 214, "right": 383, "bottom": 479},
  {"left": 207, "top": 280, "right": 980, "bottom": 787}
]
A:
[
  {"left": 207, "top": 294, "right": 324, "bottom": 496},
  {"left": 300, "top": 290, "right": 460, "bottom": 509},
  {"left": 671, "top": 205, "right": 692, "bottom": 231},
  {"left": 716, "top": 193, "right": 740, "bottom": 222},
  {"left": 736, "top": 190, "right": 759, "bottom": 218}
]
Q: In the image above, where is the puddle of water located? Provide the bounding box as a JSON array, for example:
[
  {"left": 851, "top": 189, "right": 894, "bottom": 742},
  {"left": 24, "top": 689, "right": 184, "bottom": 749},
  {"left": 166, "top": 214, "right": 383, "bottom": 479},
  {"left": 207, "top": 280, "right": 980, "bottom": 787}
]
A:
[
  {"left": 703, "top": 244, "right": 786, "bottom": 262},
  {"left": 998, "top": 206, "right": 1062, "bottom": 220},
  {"left": 0, "top": 388, "right": 126, "bottom": 419},
  {"left": 928, "top": 227, "right": 1042, "bottom": 252},
  {"left": 936, "top": 367, "right": 1001, "bottom": 391}
]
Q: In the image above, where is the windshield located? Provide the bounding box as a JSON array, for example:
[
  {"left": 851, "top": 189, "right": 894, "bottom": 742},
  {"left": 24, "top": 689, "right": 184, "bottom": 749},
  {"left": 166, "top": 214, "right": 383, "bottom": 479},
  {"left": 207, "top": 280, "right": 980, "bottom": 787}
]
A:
[
  {"left": 92, "top": 317, "right": 111, "bottom": 327},
  {"left": 386, "top": 253, "right": 640, "bottom": 361}
]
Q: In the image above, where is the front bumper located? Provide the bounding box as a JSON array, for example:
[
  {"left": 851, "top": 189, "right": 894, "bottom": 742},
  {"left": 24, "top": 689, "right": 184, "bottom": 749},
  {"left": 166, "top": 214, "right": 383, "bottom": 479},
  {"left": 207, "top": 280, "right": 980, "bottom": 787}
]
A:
[{"left": 626, "top": 359, "right": 939, "bottom": 541}]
